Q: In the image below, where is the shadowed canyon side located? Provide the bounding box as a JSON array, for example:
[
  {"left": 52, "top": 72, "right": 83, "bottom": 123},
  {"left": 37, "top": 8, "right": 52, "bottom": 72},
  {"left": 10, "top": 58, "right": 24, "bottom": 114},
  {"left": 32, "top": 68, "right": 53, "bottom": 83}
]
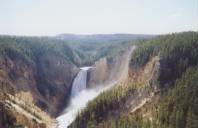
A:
[
  {"left": 0, "top": 53, "right": 79, "bottom": 127},
  {"left": 0, "top": 37, "right": 80, "bottom": 128},
  {"left": 0, "top": 50, "right": 78, "bottom": 115},
  {"left": 36, "top": 52, "right": 79, "bottom": 115}
]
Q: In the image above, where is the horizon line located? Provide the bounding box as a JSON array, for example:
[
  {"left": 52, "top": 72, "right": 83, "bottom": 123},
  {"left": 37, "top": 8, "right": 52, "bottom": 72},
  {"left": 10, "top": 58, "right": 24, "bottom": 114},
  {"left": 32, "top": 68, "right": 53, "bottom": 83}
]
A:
[{"left": 0, "top": 30, "right": 197, "bottom": 37}]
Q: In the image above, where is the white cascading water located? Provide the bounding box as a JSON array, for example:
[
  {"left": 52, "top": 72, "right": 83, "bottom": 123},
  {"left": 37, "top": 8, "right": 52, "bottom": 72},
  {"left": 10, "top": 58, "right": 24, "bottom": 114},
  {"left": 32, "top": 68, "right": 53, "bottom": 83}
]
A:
[
  {"left": 56, "top": 67, "right": 117, "bottom": 128},
  {"left": 70, "top": 67, "right": 89, "bottom": 97},
  {"left": 56, "top": 67, "right": 93, "bottom": 128}
]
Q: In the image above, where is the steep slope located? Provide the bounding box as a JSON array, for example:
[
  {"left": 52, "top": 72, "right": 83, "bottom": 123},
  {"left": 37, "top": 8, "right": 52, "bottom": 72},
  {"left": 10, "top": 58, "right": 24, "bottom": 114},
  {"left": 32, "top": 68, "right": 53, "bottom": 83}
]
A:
[
  {"left": 0, "top": 36, "right": 79, "bottom": 127},
  {"left": 156, "top": 66, "right": 198, "bottom": 128},
  {"left": 70, "top": 31, "right": 198, "bottom": 128},
  {"left": 87, "top": 46, "right": 135, "bottom": 88}
]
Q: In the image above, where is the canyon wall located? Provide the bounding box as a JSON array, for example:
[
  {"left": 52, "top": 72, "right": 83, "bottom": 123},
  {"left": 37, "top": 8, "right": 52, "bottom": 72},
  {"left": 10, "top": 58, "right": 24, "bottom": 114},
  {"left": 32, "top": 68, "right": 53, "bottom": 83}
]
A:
[
  {"left": 87, "top": 46, "right": 135, "bottom": 88},
  {"left": 0, "top": 51, "right": 78, "bottom": 117}
]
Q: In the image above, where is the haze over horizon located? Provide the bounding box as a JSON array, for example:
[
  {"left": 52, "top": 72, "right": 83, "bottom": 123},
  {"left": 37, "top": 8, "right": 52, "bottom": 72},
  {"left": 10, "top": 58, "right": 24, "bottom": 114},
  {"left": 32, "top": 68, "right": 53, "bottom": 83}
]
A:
[{"left": 0, "top": 0, "right": 198, "bottom": 36}]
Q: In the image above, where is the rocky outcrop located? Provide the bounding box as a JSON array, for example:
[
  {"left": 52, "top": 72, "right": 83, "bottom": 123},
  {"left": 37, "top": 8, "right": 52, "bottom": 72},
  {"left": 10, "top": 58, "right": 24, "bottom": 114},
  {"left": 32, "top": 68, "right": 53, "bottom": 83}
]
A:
[
  {"left": 87, "top": 46, "right": 135, "bottom": 88},
  {"left": 35, "top": 51, "right": 78, "bottom": 115},
  {"left": 128, "top": 56, "right": 160, "bottom": 86}
]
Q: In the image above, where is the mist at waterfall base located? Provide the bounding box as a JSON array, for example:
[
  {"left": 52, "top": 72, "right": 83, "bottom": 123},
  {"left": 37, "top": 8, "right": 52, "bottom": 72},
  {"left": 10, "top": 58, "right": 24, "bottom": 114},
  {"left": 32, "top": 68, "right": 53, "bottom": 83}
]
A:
[{"left": 56, "top": 67, "right": 116, "bottom": 128}]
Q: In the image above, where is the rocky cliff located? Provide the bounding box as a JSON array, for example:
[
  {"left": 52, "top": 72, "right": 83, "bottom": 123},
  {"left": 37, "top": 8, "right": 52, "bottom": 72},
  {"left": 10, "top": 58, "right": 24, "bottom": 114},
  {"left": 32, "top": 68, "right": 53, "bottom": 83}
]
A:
[
  {"left": 0, "top": 50, "right": 79, "bottom": 117},
  {"left": 87, "top": 46, "right": 135, "bottom": 88}
]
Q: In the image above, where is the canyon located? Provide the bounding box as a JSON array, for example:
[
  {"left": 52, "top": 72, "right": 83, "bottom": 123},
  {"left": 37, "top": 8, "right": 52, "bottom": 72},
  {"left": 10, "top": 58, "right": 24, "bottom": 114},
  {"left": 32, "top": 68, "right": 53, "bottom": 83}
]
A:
[
  {"left": 0, "top": 34, "right": 145, "bottom": 128},
  {"left": 1, "top": 32, "right": 198, "bottom": 128}
]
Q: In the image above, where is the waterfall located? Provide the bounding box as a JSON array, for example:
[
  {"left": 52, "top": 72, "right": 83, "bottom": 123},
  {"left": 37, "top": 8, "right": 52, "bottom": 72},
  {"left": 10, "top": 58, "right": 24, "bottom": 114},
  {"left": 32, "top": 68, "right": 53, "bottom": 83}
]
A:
[
  {"left": 56, "top": 67, "right": 92, "bottom": 128},
  {"left": 56, "top": 67, "right": 119, "bottom": 128},
  {"left": 70, "top": 67, "right": 90, "bottom": 97},
  {"left": 56, "top": 66, "right": 119, "bottom": 128}
]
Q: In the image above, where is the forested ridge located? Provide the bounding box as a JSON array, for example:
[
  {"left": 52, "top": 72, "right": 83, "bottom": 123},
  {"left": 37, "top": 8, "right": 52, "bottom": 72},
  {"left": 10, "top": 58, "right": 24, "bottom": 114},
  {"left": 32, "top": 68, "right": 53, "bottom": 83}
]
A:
[
  {"left": 131, "top": 31, "right": 198, "bottom": 86},
  {"left": 0, "top": 35, "right": 144, "bottom": 66},
  {"left": 0, "top": 36, "right": 83, "bottom": 66},
  {"left": 157, "top": 65, "right": 198, "bottom": 128},
  {"left": 70, "top": 31, "right": 198, "bottom": 128}
]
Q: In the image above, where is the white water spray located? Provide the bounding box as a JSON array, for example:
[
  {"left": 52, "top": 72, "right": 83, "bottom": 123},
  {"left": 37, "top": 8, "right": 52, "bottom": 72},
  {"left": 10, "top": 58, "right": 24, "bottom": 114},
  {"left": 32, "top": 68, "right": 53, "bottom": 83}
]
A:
[
  {"left": 56, "top": 67, "right": 117, "bottom": 128},
  {"left": 70, "top": 67, "right": 90, "bottom": 97},
  {"left": 56, "top": 67, "right": 93, "bottom": 128}
]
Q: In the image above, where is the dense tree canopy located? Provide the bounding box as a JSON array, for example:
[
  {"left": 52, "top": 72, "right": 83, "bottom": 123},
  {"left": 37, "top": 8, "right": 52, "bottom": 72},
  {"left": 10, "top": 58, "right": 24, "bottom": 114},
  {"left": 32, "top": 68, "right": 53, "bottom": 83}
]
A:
[{"left": 131, "top": 31, "right": 198, "bottom": 86}]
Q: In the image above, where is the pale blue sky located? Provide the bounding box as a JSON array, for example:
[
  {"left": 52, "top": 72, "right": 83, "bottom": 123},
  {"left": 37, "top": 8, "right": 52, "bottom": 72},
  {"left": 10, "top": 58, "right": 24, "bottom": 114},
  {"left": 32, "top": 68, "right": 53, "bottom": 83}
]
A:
[{"left": 0, "top": 0, "right": 197, "bottom": 36}]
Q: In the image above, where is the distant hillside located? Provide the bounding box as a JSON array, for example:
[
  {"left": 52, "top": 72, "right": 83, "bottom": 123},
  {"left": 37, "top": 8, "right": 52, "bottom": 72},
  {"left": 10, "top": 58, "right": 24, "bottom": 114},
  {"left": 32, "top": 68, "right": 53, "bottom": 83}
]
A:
[
  {"left": 56, "top": 33, "right": 153, "bottom": 43},
  {"left": 56, "top": 34, "right": 153, "bottom": 66}
]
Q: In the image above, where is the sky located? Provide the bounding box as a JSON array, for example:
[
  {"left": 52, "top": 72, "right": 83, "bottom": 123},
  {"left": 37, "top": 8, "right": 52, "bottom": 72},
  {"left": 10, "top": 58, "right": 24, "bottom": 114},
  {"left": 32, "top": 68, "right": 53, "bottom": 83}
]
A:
[{"left": 0, "top": 0, "right": 197, "bottom": 36}]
